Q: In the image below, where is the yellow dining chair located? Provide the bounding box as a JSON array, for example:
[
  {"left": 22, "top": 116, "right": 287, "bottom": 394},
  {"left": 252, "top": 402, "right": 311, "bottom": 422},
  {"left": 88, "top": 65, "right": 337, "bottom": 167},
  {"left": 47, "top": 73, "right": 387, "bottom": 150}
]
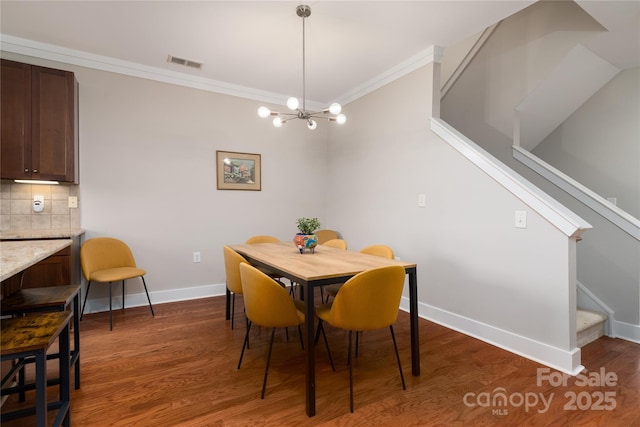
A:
[
  {"left": 80, "top": 237, "right": 154, "bottom": 331},
  {"left": 246, "top": 235, "right": 291, "bottom": 293},
  {"left": 324, "top": 244, "right": 394, "bottom": 303},
  {"left": 321, "top": 238, "right": 348, "bottom": 250},
  {"left": 245, "top": 235, "right": 280, "bottom": 244},
  {"left": 315, "top": 229, "right": 339, "bottom": 245},
  {"left": 223, "top": 246, "right": 249, "bottom": 330},
  {"left": 237, "top": 263, "right": 305, "bottom": 399},
  {"left": 315, "top": 265, "right": 406, "bottom": 413}
]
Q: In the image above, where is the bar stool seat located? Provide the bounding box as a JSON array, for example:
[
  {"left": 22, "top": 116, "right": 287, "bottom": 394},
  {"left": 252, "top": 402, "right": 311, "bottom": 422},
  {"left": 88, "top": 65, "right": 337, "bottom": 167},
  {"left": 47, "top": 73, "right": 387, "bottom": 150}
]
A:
[
  {"left": 1, "top": 285, "right": 81, "bottom": 390},
  {"left": 1, "top": 311, "right": 72, "bottom": 427}
]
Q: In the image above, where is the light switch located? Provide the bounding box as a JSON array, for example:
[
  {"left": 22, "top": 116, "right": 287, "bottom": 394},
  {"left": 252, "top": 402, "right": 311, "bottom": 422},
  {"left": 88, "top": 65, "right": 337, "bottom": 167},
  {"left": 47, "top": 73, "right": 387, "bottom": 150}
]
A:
[
  {"left": 418, "top": 194, "right": 426, "bottom": 207},
  {"left": 515, "top": 211, "right": 527, "bottom": 228}
]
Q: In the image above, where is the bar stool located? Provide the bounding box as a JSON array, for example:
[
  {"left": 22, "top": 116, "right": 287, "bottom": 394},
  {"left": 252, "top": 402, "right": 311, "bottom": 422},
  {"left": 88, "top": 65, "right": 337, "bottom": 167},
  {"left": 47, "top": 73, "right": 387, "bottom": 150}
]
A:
[
  {"left": 1, "top": 311, "right": 72, "bottom": 427},
  {"left": 1, "top": 285, "right": 81, "bottom": 391}
]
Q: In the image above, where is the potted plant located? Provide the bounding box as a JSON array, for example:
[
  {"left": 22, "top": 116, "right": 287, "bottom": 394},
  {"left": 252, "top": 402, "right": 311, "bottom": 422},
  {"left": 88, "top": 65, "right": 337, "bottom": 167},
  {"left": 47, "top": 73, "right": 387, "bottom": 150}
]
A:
[{"left": 294, "top": 217, "right": 320, "bottom": 254}]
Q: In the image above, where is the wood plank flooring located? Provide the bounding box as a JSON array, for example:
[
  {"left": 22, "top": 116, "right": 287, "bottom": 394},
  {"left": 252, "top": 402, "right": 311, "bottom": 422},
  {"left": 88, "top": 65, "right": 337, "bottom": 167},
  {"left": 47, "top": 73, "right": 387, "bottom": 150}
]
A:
[{"left": 2, "top": 293, "right": 638, "bottom": 426}]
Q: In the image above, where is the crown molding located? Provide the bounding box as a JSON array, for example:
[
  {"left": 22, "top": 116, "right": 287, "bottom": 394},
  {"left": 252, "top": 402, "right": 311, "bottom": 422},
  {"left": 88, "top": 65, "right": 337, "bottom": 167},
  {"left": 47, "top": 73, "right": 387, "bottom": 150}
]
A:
[
  {"left": 0, "top": 35, "right": 304, "bottom": 107},
  {"left": 338, "top": 45, "right": 444, "bottom": 106},
  {"left": 2, "top": 34, "right": 442, "bottom": 110}
]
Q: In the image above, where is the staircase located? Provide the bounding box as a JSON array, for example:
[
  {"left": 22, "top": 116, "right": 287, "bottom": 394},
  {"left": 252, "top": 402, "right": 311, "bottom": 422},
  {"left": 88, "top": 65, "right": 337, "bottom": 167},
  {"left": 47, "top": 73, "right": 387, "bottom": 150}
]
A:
[{"left": 577, "top": 309, "right": 608, "bottom": 347}]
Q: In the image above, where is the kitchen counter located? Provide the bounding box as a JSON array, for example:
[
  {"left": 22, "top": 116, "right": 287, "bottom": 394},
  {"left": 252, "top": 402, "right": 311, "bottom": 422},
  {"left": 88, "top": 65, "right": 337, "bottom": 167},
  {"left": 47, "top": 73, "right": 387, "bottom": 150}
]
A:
[
  {"left": 0, "top": 239, "right": 73, "bottom": 282},
  {"left": 0, "top": 229, "right": 85, "bottom": 240}
]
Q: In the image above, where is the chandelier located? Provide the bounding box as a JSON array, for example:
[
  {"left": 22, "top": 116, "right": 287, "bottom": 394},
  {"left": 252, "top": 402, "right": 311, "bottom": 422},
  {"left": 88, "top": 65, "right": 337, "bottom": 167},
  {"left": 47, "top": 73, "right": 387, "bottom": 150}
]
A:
[{"left": 257, "top": 4, "right": 346, "bottom": 130}]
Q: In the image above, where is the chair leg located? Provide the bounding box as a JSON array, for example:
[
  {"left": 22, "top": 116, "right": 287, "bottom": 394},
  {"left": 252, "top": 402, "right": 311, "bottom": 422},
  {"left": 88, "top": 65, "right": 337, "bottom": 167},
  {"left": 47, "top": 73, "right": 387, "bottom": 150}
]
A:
[
  {"left": 348, "top": 330, "right": 354, "bottom": 413},
  {"left": 237, "top": 321, "right": 253, "bottom": 369},
  {"left": 245, "top": 308, "right": 250, "bottom": 349},
  {"left": 297, "top": 325, "right": 304, "bottom": 350},
  {"left": 315, "top": 320, "right": 335, "bottom": 372},
  {"left": 141, "top": 276, "right": 155, "bottom": 316},
  {"left": 231, "top": 292, "right": 236, "bottom": 330},
  {"left": 122, "top": 280, "right": 125, "bottom": 310},
  {"left": 389, "top": 326, "right": 406, "bottom": 390},
  {"left": 109, "top": 282, "right": 113, "bottom": 331},
  {"left": 80, "top": 281, "right": 92, "bottom": 320},
  {"left": 261, "top": 328, "right": 276, "bottom": 399}
]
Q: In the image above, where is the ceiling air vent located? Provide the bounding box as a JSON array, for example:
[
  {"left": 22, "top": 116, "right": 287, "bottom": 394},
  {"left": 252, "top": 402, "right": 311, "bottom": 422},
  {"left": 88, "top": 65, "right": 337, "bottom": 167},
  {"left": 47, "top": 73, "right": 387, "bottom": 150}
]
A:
[{"left": 167, "top": 55, "right": 203, "bottom": 70}]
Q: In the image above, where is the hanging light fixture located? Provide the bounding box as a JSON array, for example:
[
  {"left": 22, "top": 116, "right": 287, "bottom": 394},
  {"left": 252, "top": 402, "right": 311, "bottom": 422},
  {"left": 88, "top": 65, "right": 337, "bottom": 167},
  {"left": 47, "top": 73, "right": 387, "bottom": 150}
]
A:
[{"left": 257, "top": 4, "right": 346, "bottom": 130}]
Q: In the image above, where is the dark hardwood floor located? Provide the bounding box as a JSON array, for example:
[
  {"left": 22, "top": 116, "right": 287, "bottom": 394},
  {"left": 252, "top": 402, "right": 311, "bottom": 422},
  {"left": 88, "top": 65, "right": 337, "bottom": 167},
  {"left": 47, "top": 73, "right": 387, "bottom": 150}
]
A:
[{"left": 2, "top": 292, "right": 638, "bottom": 426}]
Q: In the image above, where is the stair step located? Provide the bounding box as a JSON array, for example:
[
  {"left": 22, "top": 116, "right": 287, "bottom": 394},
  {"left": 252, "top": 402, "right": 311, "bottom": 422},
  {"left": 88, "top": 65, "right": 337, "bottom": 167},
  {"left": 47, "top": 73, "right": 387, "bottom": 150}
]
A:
[{"left": 577, "top": 309, "right": 607, "bottom": 347}]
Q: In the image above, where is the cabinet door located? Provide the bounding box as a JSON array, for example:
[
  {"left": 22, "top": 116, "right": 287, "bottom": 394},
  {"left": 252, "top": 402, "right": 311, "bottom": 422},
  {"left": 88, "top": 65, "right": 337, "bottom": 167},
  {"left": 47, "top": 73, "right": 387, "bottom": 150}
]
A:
[
  {"left": 21, "top": 247, "right": 72, "bottom": 288},
  {"left": 0, "top": 246, "right": 72, "bottom": 297},
  {"left": 0, "top": 59, "right": 32, "bottom": 180},
  {"left": 31, "top": 65, "right": 77, "bottom": 182}
]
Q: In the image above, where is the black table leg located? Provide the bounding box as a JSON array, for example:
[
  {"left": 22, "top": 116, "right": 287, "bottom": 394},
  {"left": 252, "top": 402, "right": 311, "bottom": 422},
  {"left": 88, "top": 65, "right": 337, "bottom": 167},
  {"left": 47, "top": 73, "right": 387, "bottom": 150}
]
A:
[
  {"left": 59, "top": 322, "right": 71, "bottom": 427},
  {"left": 303, "top": 279, "right": 315, "bottom": 417},
  {"left": 35, "top": 350, "right": 46, "bottom": 427},
  {"left": 408, "top": 267, "right": 420, "bottom": 376},
  {"left": 73, "top": 291, "right": 81, "bottom": 389}
]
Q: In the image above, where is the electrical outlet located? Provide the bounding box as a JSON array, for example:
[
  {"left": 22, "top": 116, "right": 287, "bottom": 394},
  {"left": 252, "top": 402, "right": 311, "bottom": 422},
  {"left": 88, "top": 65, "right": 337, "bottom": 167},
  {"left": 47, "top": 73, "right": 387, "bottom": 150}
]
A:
[
  {"left": 68, "top": 196, "right": 78, "bottom": 208},
  {"left": 193, "top": 252, "right": 201, "bottom": 263}
]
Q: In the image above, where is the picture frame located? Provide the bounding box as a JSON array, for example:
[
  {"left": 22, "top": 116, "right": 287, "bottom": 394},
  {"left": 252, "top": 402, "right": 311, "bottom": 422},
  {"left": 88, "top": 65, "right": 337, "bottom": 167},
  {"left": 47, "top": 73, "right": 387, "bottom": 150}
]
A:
[{"left": 216, "top": 150, "right": 261, "bottom": 191}]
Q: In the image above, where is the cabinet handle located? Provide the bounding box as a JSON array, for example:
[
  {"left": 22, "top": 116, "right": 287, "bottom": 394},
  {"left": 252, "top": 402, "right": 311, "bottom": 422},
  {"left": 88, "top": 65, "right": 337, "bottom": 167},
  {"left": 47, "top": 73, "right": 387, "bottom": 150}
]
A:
[
  {"left": 33, "top": 169, "right": 38, "bottom": 173},
  {"left": 24, "top": 168, "right": 29, "bottom": 173}
]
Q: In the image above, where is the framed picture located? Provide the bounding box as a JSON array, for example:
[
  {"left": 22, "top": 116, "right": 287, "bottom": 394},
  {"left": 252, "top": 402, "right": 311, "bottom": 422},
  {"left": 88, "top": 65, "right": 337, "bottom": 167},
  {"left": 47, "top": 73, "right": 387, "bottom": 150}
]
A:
[{"left": 216, "top": 150, "right": 261, "bottom": 191}]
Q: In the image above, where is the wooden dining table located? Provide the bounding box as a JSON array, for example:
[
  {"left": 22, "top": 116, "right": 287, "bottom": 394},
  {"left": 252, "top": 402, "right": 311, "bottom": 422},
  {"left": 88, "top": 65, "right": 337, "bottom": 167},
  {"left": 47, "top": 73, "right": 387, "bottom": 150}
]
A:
[{"left": 228, "top": 242, "right": 419, "bottom": 417}]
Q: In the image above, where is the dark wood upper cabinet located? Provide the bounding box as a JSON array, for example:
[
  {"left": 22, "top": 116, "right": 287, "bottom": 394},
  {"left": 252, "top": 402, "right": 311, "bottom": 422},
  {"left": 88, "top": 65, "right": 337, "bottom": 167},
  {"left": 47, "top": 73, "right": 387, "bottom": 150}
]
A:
[{"left": 1, "top": 59, "right": 79, "bottom": 183}]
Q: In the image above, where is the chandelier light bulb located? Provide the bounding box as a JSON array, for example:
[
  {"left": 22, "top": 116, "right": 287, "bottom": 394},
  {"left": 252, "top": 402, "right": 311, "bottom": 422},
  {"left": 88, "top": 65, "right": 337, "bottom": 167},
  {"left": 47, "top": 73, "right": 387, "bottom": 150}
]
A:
[
  {"left": 287, "top": 97, "right": 299, "bottom": 110},
  {"left": 273, "top": 117, "right": 283, "bottom": 127},
  {"left": 307, "top": 119, "right": 317, "bottom": 130},
  {"left": 336, "top": 114, "right": 346, "bottom": 125},
  {"left": 329, "top": 103, "right": 342, "bottom": 115},
  {"left": 258, "top": 106, "right": 271, "bottom": 118}
]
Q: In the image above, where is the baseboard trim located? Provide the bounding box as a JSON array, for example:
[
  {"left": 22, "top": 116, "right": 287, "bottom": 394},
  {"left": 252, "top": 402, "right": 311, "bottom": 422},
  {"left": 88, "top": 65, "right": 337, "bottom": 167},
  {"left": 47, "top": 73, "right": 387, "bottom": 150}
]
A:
[
  {"left": 612, "top": 320, "right": 640, "bottom": 344},
  {"left": 401, "top": 297, "right": 583, "bottom": 375},
  {"left": 81, "top": 283, "right": 226, "bottom": 314}
]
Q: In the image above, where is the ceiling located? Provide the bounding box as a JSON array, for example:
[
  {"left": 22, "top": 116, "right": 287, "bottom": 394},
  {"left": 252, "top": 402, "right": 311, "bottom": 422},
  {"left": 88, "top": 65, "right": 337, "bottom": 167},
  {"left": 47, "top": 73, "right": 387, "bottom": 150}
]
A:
[{"left": 0, "top": 1, "right": 636, "bottom": 109}]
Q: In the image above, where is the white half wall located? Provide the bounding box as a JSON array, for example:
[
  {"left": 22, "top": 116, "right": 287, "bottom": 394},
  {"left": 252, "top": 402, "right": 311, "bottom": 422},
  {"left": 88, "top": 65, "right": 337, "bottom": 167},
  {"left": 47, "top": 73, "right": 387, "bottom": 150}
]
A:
[{"left": 328, "top": 62, "right": 583, "bottom": 374}]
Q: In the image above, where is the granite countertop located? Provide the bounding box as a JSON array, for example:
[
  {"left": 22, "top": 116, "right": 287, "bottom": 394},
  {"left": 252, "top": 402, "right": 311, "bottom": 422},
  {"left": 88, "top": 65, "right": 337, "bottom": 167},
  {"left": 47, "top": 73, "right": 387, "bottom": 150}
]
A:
[
  {"left": 0, "top": 229, "right": 85, "bottom": 240},
  {"left": 0, "top": 239, "right": 73, "bottom": 282}
]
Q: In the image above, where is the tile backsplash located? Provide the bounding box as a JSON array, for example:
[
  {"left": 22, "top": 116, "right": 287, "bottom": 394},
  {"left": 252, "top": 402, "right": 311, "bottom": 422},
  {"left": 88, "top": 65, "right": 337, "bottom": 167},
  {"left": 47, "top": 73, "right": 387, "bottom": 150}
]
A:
[{"left": 0, "top": 180, "right": 80, "bottom": 231}]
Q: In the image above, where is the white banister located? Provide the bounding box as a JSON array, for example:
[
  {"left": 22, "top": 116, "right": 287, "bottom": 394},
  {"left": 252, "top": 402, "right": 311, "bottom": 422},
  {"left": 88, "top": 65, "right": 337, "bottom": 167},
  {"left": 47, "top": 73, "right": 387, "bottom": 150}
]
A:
[{"left": 513, "top": 145, "right": 640, "bottom": 241}]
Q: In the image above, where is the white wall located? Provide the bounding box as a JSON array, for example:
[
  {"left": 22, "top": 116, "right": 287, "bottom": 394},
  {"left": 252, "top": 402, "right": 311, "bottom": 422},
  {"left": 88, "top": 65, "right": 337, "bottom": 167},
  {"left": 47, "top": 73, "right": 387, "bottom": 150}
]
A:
[
  {"left": 533, "top": 67, "right": 640, "bottom": 218},
  {"left": 3, "top": 52, "right": 329, "bottom": 307},
  {"left": 440, "top": 1, "right": 640, "bottom": 334},
  {"left": 327, "top": 63, "right": 581, "bottom": 373},
  {"left": 442, "top": 0, "right": 605, "bottom": 163}
]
